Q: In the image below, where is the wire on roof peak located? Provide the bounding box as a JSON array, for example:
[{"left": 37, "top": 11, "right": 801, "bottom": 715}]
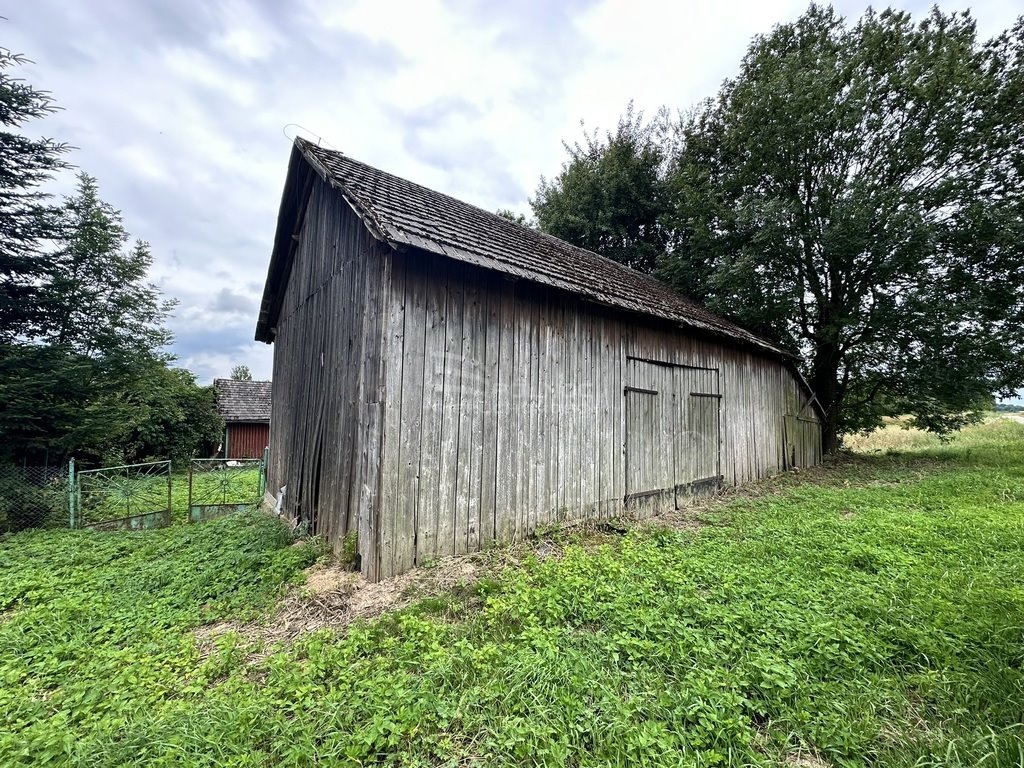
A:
[{"left": 282, "top": 123, "right": 340, "bottom": 152}]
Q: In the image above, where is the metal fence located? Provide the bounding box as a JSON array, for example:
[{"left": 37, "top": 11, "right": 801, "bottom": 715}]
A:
[
  {"left": 0, "top": 462, "right": 69, "bottom": 533},
  {"left": 74, "top": 460, "right": 173, "bottom": 531},
  {"left": 187, "top": 458, "right": 265, "bottom": 523},
  {"left": 1, "top": 453, "right": 268, "bottom": 534}
]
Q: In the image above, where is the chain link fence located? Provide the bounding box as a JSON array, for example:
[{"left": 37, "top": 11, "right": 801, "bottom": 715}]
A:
[
  {"left": 0, "top": 462, "right": 70, "bottom": 533},
  {"left": 1, "top": 453, "right": 269, "bottom": 534}
]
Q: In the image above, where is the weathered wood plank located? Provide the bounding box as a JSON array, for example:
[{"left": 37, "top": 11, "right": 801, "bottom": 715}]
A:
[
  {"left": 479, "top": 276, "right": 500, "bottom": 545},
  {"left": 437, "top": 262, "right": 466, "bottom": 558},
  {"left": 458, "top": 276, "right": 485, "bottom": 555},
  {"left": 377, "top": 253, "right": 408, "bottom": 578},
  {"left": 394, "top": 255, "right": 428, "bottom": 575},
  {"left": 415, "top": 263, "right": 447, "bottom": 563},
  {"left": 494, "top": 278, "right": 516, "bottom": 541}
]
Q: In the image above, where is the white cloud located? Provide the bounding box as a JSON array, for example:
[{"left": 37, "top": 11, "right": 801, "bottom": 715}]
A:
[{"left": 5, "top": 0, "right": 1022, "bottom": 385}]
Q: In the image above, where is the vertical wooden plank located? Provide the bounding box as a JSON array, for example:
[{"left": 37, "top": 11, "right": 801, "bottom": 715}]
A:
[
  {"left": 583, "top": 315, "right": 597, "bottom": 511},
  {"left": 524, "top": 296, "right": 540, "bottom": 535},
  {"left": 510, "top": 287, "right": 528, "bottom": 541},
  {"left": 415, "top": 264, "right": 447, "bottom": 563},
  {"left": 537, "top": 296, "right": 553, "bottom": 526},
  {"left": 377, "top": 253, "right": 406, "bottom": 579},
  {"left": 494, "top": 279, "right": 516, "bottom": 541},
  {"left": 458, "top": 276, "right": 486, "bottom": 555},
  {"left": 595, "top": 318, "right": 608, "bottom": 515},
  {"left": 357, "top": 400, "right": 382, "bottom": 581},
  {"left": 568, "top": 306, "right": 582, "bottom": 516},
  {"left": 395, "top": 257, "right": 427, "bottom": 576},
  {"left": 479, "top": 275, "right": 501, "bottom": 545},
  {"left": 551, "top": 298, "right": 565, "bottom": 523},
  {"left": 436, "top": 263, "right": 465, "bottom": 558}
]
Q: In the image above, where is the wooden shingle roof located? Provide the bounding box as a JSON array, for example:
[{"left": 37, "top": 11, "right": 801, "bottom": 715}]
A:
[
  {"left": 213, "top": 379, "right": 271, "bottom": 422},
  {"left": 257, "top": 138, "right": 788, "bottom": 358}
]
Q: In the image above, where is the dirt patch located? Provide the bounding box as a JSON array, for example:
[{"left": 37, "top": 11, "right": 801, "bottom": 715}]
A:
[
  {"left": 194, "top": 551, "right": 492, "bottom": 652},
  {"left": 194, "top": 620, "right": 242, "bottom": 659},
  {"left": 303, "top": 565, "right": 361, "bottom": 596},
  {"left": 783, "top": 749, "right": 832, "bottom": 768},
  {"left": 191, "top": 531, "right": 582, "bottom": 655}
]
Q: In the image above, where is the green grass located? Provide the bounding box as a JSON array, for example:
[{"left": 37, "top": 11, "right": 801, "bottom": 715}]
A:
[
  {"left": 3, "top": 419, "right": 1024, "bottom": 766},
  {"left": 0, "top": 514, "right": 320, "bottom": 766}
]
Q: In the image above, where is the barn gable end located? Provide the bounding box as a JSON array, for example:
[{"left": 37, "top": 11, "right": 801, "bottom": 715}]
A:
[{"left": 257, "top": 139, "right": 822, "bottom": 581}]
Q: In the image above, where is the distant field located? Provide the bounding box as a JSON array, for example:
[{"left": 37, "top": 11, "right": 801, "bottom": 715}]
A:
[
  {"left": 1, "top": 419, "right": 1023, "bottom": 766},
  {"left": 844, "top": 414, "right": 1023, "bottom": 454}
]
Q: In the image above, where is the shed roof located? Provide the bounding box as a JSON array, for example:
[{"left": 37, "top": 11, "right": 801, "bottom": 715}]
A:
[
  {"left": 256, "top": 138, "right": 788, "bottom": 358},
  {"left": 213, "top": 379, "right": 271, "bottom": 422}
]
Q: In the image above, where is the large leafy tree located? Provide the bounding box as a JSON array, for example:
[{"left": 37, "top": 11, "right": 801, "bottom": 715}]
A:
[
  {"left": 124, "top": 366, "right": 223, "bottom": 467},
  {"left": 665, "top": 6, "right": 1024, "bottom": 451},
  {"left": 0, "top": 52, "right": 215, "bottom": 468},
  {"left": 532, "top": 105, "right": 672, "bottom": 273},
  {"left": 0, "top": 175, "right": 178, "bottom": 464},
  {"left": 0, "top": 48, "right": 67, "bottom": 341},
  {"left": 42, "top": 173, "right": 174, "bottom": 356}
]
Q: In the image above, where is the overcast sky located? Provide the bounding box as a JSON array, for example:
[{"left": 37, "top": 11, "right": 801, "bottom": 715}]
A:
[{"left": 5, "top": 0, "right": 1022, "bottom": 388}]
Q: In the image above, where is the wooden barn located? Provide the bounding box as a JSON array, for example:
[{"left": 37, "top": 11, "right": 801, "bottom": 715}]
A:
[
  {"left": 213, "top": 378, "right": 271, "bottom": 459},
  {"left": 256, "top": 138, "right": 822, "bottom": 581}
]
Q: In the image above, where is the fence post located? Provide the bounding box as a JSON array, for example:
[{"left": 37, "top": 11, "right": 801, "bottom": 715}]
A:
[
  {"left": 260, "top": 447, "right": 269, "bottom": 498},
  {"left": 166, "top": 461, "right": 173, "bottom": 526},
  {"left": 67, "top": 457, "right": 76, "bottom": 529}
]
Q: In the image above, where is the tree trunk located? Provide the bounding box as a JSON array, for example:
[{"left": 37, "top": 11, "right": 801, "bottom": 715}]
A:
[{"left": 811, "top": 340, "right": 843, "bottom": 454}]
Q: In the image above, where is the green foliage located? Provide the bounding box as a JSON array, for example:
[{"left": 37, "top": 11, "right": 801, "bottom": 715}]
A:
[
  {"left": 663, "top": 6, "right": 1024, "bottom": 448},
  {"left": 0, "top": 173, "right": 211, "bottom": 468},
  {"left": 532, "top": 103, "right": 672, "bottom": 273},
  {"left": 42, "top": 173, "right": 174, "bottom": 357},
  {"left": 495, "top": 209, "right": 535, "bottom": 228},
  {"left": 230, "top": 365, "right": 253, "bottom": 381},
  {"left": 0, "top": 48, "right": 68, "bottom": 342},
  {"left": 0, "top": 514, "right": 319, "bottom": 766},
  {"left": 339, "top": 531, "right": 359, "bottom": 569},
  {"left": 3, "top": 422, "right": 1024, "bottom": 765},
  {"left": 0, "top": 55, "right": 212, "bottom": 474},
  {"left": 124, "top": 367, "right": 223, "bottom": 467}
]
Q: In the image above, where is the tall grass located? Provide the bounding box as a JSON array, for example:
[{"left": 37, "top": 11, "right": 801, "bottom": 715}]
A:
[{"left": 2, "top": 419, "right": 1023, "bottom": 766}]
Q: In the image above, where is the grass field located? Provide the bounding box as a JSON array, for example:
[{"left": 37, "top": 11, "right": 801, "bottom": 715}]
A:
[{"left": 1, "top": 418, "right": 1023, "bottom": 766}]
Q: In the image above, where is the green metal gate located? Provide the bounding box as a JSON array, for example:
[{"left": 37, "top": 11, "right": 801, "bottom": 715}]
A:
[
  {"left": 73, "top": 460, "right": 172, "bottom": 530},
  {"left": 187, "top": 458, "right": 265, "bottom": 523}
]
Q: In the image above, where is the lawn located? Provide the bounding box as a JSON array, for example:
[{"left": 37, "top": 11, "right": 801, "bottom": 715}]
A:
[{"left": 1, "top": 419, "right": 1023, "bottom": 766}]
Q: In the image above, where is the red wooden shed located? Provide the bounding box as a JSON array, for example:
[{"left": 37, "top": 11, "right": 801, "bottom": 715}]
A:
[{"left": 213, "top": 379, "right": 271, "bottom": 459}]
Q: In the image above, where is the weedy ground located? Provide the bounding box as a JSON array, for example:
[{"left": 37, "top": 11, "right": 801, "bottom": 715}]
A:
[{"left": 1, "top": 418, "right": 1023, "bottom": 767}]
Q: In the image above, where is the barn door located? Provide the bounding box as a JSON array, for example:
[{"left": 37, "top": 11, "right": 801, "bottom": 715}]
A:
[
  {"left": 673, "top": 366, "right": 721, "bottom": 504},
  {"left": 624, "top": 359, "right": 673, "bottom": 502},
  {"left": 624, "top": 358, "right": 722, "bottom": 508}
]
